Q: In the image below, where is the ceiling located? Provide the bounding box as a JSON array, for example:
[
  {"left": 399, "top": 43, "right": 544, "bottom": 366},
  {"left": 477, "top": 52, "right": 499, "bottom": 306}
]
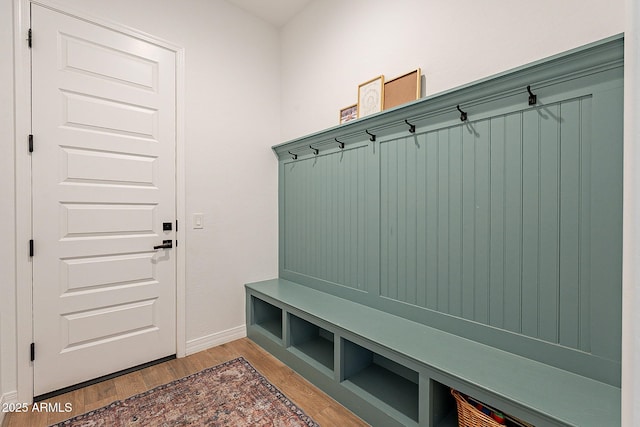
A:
[{"left": 226, "top": 0, "right": 313, "bottom": 27}]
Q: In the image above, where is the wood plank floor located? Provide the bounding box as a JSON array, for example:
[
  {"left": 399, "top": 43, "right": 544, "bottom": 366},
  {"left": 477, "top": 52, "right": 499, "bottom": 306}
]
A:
[{"left": 3, "top": 338, "right": 368, "bottom": 427}]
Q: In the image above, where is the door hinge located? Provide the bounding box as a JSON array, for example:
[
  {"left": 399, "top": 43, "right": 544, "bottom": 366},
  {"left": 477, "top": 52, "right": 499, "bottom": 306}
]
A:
[
  {"left": 30, "top": 343, "right": 35, "bottom": 361},
  {"left": 28, "top": 134, "right": 33, "bottom": 153},
  {"left": 27, "top": 29, "right": 32, "bottom": 48},
  {"left": 29, "top": 239, "right": 34, "bottom": 257}
]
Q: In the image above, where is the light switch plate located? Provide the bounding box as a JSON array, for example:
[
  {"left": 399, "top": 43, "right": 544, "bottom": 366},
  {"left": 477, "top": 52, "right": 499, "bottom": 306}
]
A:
[{"left": 193, "top": 213, "right": 204, "bottom": 229}]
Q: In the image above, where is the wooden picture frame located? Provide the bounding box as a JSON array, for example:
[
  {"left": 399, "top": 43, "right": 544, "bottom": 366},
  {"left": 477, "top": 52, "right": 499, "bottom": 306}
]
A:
[
  {"left": 358, "top": 75, "right": 384, "bottom": 118},
  {"left": 383, "top": 68, "right": 421, "bottom": 110},
  {"left": 339, "top": 104, "right": 358, "bottom": 124}
]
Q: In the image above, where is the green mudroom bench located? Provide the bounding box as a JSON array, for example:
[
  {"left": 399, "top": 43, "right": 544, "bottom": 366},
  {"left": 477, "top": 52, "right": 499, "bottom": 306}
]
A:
[
  {"left": 246, "top": 35, "right": 623, "bottom": 426},
  {"left": 246, "top": 279, "right": 619, "bottom": 427}
]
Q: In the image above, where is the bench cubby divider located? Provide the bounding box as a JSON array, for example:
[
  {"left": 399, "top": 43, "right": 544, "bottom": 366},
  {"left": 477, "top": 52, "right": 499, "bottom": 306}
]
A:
[
  {"left": 250, "top": 295, "right": 283, "bottom": 342},
  {"left": 288, "top": 313, "right": 335, "bottom": 376},
  {"left": 341, "top": 338, "right": 420, "bottom": 423}
]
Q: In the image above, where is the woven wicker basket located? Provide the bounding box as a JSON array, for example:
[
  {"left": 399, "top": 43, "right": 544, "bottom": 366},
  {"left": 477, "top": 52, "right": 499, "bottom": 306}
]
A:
[{"left": 451, "top": 389, "right": 505, "bottom": 427}]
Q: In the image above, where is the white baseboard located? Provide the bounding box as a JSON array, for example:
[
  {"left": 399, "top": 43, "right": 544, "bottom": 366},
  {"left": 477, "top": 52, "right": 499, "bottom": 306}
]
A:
[
  {"left": 185, "top": 325, "right": 246, "bottom": 356},
  {"left": 0, "top": 391, "right": 18, "bottom": 426}
]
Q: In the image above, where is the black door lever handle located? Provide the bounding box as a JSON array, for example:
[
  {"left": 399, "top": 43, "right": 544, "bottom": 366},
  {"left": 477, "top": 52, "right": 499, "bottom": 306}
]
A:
[{"left": 154, "top": 240, "right": 173, "bottom": 250}]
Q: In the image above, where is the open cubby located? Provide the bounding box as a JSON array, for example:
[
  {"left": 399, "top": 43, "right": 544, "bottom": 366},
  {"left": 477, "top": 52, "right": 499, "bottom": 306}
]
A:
[
  {"left": 251, "top": 296, "right": 283, "bottom": 340},
  {"left": 288, "top": 314, "right": 334, "bottom": 372},
  {"left": 341, "top": 338, "right": 419, "bottom": 423},
  {"left": 430, "top": 380, "right": 458, "bottom": 427}
]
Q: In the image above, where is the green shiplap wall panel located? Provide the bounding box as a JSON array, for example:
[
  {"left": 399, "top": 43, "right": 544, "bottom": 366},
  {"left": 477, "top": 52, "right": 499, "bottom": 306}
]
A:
[
  {"left": 283, "top": 161, "right": 297, "bottom": 273},
  {"left": 538, "top": 103, "right": 560, "bottom": 344},
  {"left": 559, "top": 98, "right": 582, "bottom": 350},
  {"left": 380, "top": 139, "right": 395, "bottom": 299},
  {"left": 283, "top": 147, "right": 369, "bottom": 291},
  {"left": 396, "top": 136, "right": 407, "bottom": 303},
  {"left": 437, "top": 129, "right": 450, "bottom": 312},
  {"left": 375, "top": 98, "right": 611, "bottom": 346},
  {"left": 278, "top": 36, "right": 623, "bottom": 386},
  {"left": 405, "top": 137, "right": 418, "bottom": 305},
  {"left": 489, "top": 116, "right": 506, "bottom": 330},
  {"left": 447, "top": 126, "right": 462, "bottom": 318},
  {"left": 589, "top": 87, "right": 623, "bottom": 362},
  {"left": 579, "top": 98, "right": 593, "bottom": 354},
  {"left": 503, "top": 112, "right": 524, "bottom": 334},
  {"left": 415, "top": 134, "right": 427, "bottom": 308},
  {"left": 461, "top": 124, "right": 475, "bottom": 320},
  {"left": 474, "top": 120, "right": 491, "bottom": 326},
  {"left": 425, "top": 131, "right": 439, "bottom": 311},
  {"left": 521, "top": 108, "right": 540, "bottom": 339}
]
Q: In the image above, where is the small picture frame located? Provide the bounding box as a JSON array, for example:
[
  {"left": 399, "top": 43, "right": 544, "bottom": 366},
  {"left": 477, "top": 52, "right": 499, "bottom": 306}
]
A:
[
  {"left": 339, "top": 104, "right": 358, "bottom": 124},
  {"left": 358, "top": 75, "right": 384, "bottom": 118},
  {"left": 383, "top": 68, "right": 421, "bottom": 110}
]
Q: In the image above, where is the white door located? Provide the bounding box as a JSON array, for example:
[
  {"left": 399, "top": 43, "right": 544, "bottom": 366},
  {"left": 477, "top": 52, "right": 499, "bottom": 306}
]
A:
[{"left": 31, "top": 5, "right": 177, "bottom": 396}]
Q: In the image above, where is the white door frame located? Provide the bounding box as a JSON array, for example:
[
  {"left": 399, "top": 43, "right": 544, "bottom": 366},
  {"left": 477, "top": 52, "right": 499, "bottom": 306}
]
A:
[{"left": 13, "top": 0, "right": 187, "bottom": 403}]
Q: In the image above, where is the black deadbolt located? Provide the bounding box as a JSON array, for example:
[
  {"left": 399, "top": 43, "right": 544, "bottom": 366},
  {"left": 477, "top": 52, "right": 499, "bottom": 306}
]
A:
[{"left": 163, "top": 222, "right": 172, "bottom": 231}]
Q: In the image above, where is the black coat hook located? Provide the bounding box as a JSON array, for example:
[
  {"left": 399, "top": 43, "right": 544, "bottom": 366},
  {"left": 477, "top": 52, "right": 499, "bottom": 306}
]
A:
[
  {"left": 527, "top": 85, "right": 537, "bottom": 105},
  {"left": 335, "top": 138, "right": 344, "bottom": 149},
  {"left": 405, "top": 119, "right": 416, "bottom": 133},
  {"left": 309, "top": 145, "right": 319, "bottom": 155},
  {"left": 456, "top": 105, "right": 468, "bottom": 122},
  {"left": 288, "top": 151, "right": 297, "bottom": 160},
  {"left": 366, "top": 129, "right": 376, "bottom": 142}
]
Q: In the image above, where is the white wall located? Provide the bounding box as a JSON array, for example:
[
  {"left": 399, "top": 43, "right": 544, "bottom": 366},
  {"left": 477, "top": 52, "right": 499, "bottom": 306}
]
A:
[
  {"left": 623, "top": 1, "right": 640, "bottom": 425},
  {"left": 1, "top": 0, "right": 16, "bottom": 411},
  {"left": 1, "top": 0, "right": 280, "bottom": 400},
  {"left": 280, "top": 0, "right": 625, "bottom": 140}
]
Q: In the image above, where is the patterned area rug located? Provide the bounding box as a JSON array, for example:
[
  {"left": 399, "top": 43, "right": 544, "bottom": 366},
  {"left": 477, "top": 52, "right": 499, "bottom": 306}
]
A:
[{"left": 50, "top": 357, "right": 319, "bottom": 427}]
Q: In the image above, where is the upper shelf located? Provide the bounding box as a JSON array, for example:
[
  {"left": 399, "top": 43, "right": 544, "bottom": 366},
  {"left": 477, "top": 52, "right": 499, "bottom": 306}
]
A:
[{"left": 272, "top": 34, "right": 623, "bottom": 160}]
